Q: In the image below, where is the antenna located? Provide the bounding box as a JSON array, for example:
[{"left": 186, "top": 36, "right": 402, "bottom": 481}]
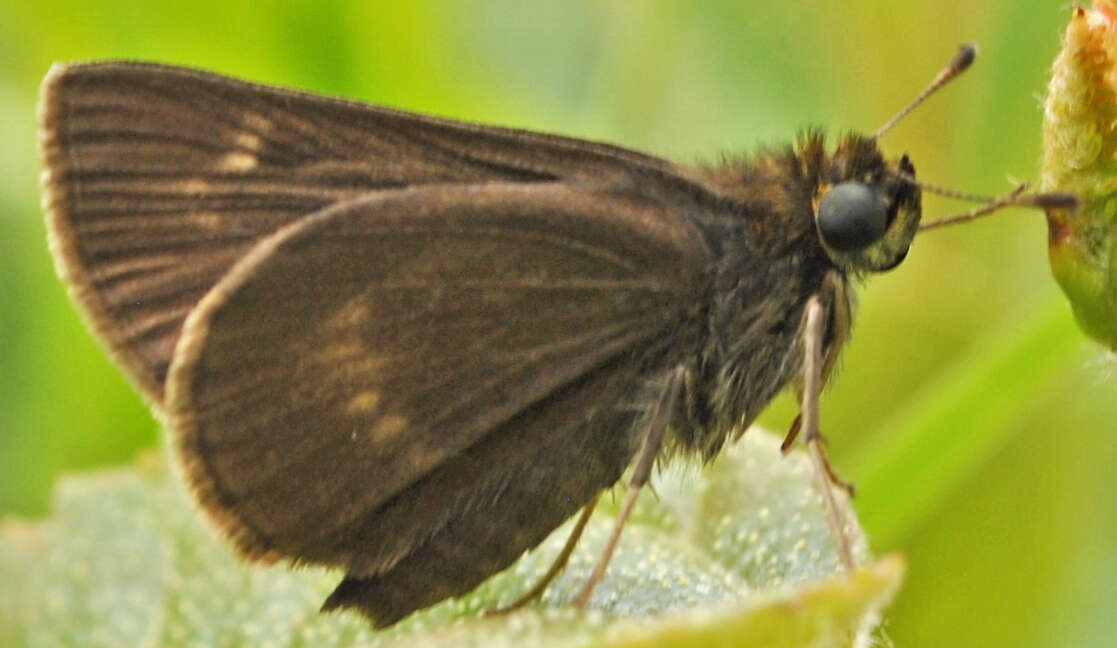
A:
[
  {"left": 886, "top": 169, "right": 1078, "bottom": 230},
  {"left": 872, "top": 44, "right": 1079, "bottom": 229},
  {"left": 873, "top": 44, "right": 977, "bottom": 140},
  {"left": 919, "top": 184, "right": 1077, "bottom": 231}
]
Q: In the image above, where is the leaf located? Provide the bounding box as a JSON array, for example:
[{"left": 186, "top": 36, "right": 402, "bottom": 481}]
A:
[{"left": 0, "top": 430, "right": 903, "bottom": 648}]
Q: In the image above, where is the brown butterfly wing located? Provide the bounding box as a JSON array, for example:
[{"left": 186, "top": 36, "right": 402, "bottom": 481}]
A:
[
  {"left": 166, "top": 183, "right": 711, "bottom": 623},
  {"left": 39, "top": 62, "right": 697, "bottom": 405},
  {"left": 320, "top": 352, "right": 646, "bottom": 627}
]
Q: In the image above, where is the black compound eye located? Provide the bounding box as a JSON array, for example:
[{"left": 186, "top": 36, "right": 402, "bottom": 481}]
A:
[{"left": 817, "top": 182, "right": 888, "bottom": 251}]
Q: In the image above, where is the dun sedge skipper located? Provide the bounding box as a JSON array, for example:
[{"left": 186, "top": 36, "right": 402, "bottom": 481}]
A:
[{"left": 37, "top": 45, "right": 1072, "bottom": 627}]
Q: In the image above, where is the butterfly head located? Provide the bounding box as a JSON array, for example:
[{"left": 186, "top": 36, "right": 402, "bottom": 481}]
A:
[{"left": 812, "top": 134, "right": 921, "bottom": 274}]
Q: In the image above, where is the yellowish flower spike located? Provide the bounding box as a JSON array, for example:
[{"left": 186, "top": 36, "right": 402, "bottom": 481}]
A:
[{"left": 1041, "top": 2, "right": 1117, "bottom": 351}]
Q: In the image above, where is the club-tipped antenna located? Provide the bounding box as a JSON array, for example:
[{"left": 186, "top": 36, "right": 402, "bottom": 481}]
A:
[
  {"left": 873, "top": 44, "right": 978, "bottom": 140},
  {"left": 919, "top": 183, "right": 1078, "bottom": 231},
  {"left": 890, "top": 169, "right": 1078, "bottom": 230},
  {"left": 874, "top": 43, "right": 1078, "bottom": 230}
]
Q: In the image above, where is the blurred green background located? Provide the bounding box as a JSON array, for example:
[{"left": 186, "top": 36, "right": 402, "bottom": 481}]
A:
[{"left": 1, "top": 1, "right": 1114, "bottom": 646}]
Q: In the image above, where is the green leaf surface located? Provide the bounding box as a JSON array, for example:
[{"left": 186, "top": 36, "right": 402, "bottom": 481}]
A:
[{"left": 0, "top": 430, "right": 902, "bottom": 648}]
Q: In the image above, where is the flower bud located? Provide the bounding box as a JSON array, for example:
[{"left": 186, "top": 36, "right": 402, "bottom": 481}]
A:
[{"left": 1041, "top": 3, "right": 1117, "bottom": 351}]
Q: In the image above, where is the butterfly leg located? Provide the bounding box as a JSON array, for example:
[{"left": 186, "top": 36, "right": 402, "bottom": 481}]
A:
[
  {"left": 485, "top": 492, "right": 601, "bottom": 616},
  {"left": 571, "top": 364, "right": 687, "bottom": 608},
  {"left": 782, "top": 270, "right": 855, "bottom": 494},
  {"left": 779, "top": 414, "right": 855, "bottom": 496},
  {"left": 800, "top": 294, "right": 856, "bottom": 571}
]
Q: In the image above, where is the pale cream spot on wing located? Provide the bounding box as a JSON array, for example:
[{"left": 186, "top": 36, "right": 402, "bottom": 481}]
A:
[
  {"left": 314, "top": 343, "right": 388, "bottom": 383},
  {"left": 325, "top": 299, "right": 372, "bottom": 330},
  {"left": 234, "top": 131, "right": 262, "bottom": 151},
  {"left": 369, "top": 415, "right": 408, "bottom": 444},
  {"left": 315, "top": 341, "right": 367, "bottom": 363},
  {"left": 346, "top": 391, "right": 381, "bottom": 416},
  {"left": 219, "top": 151, "right": 258, "bottom": 171},
  {"left": 176, "top": 178, "right": 210, "bottom": 194},
  {"left": 315, "top": 301, "right": 388, "bottom": 395},
  {"left": 242, "top": 112, "right": 273, "bottom": 133},
  {"left": 191, "top": 212, "right": 221, "bottom": 229},
  {"left": 401, "top": 442, "right": 436, "bottom": 473}
]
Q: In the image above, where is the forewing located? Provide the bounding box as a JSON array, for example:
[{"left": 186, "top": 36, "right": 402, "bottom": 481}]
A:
[
  {"left": 166, "top": 183, "right": 711, "bottom": 571},
  {"left": 38, "top": 61, "right": 696, "bottom": 404}
]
